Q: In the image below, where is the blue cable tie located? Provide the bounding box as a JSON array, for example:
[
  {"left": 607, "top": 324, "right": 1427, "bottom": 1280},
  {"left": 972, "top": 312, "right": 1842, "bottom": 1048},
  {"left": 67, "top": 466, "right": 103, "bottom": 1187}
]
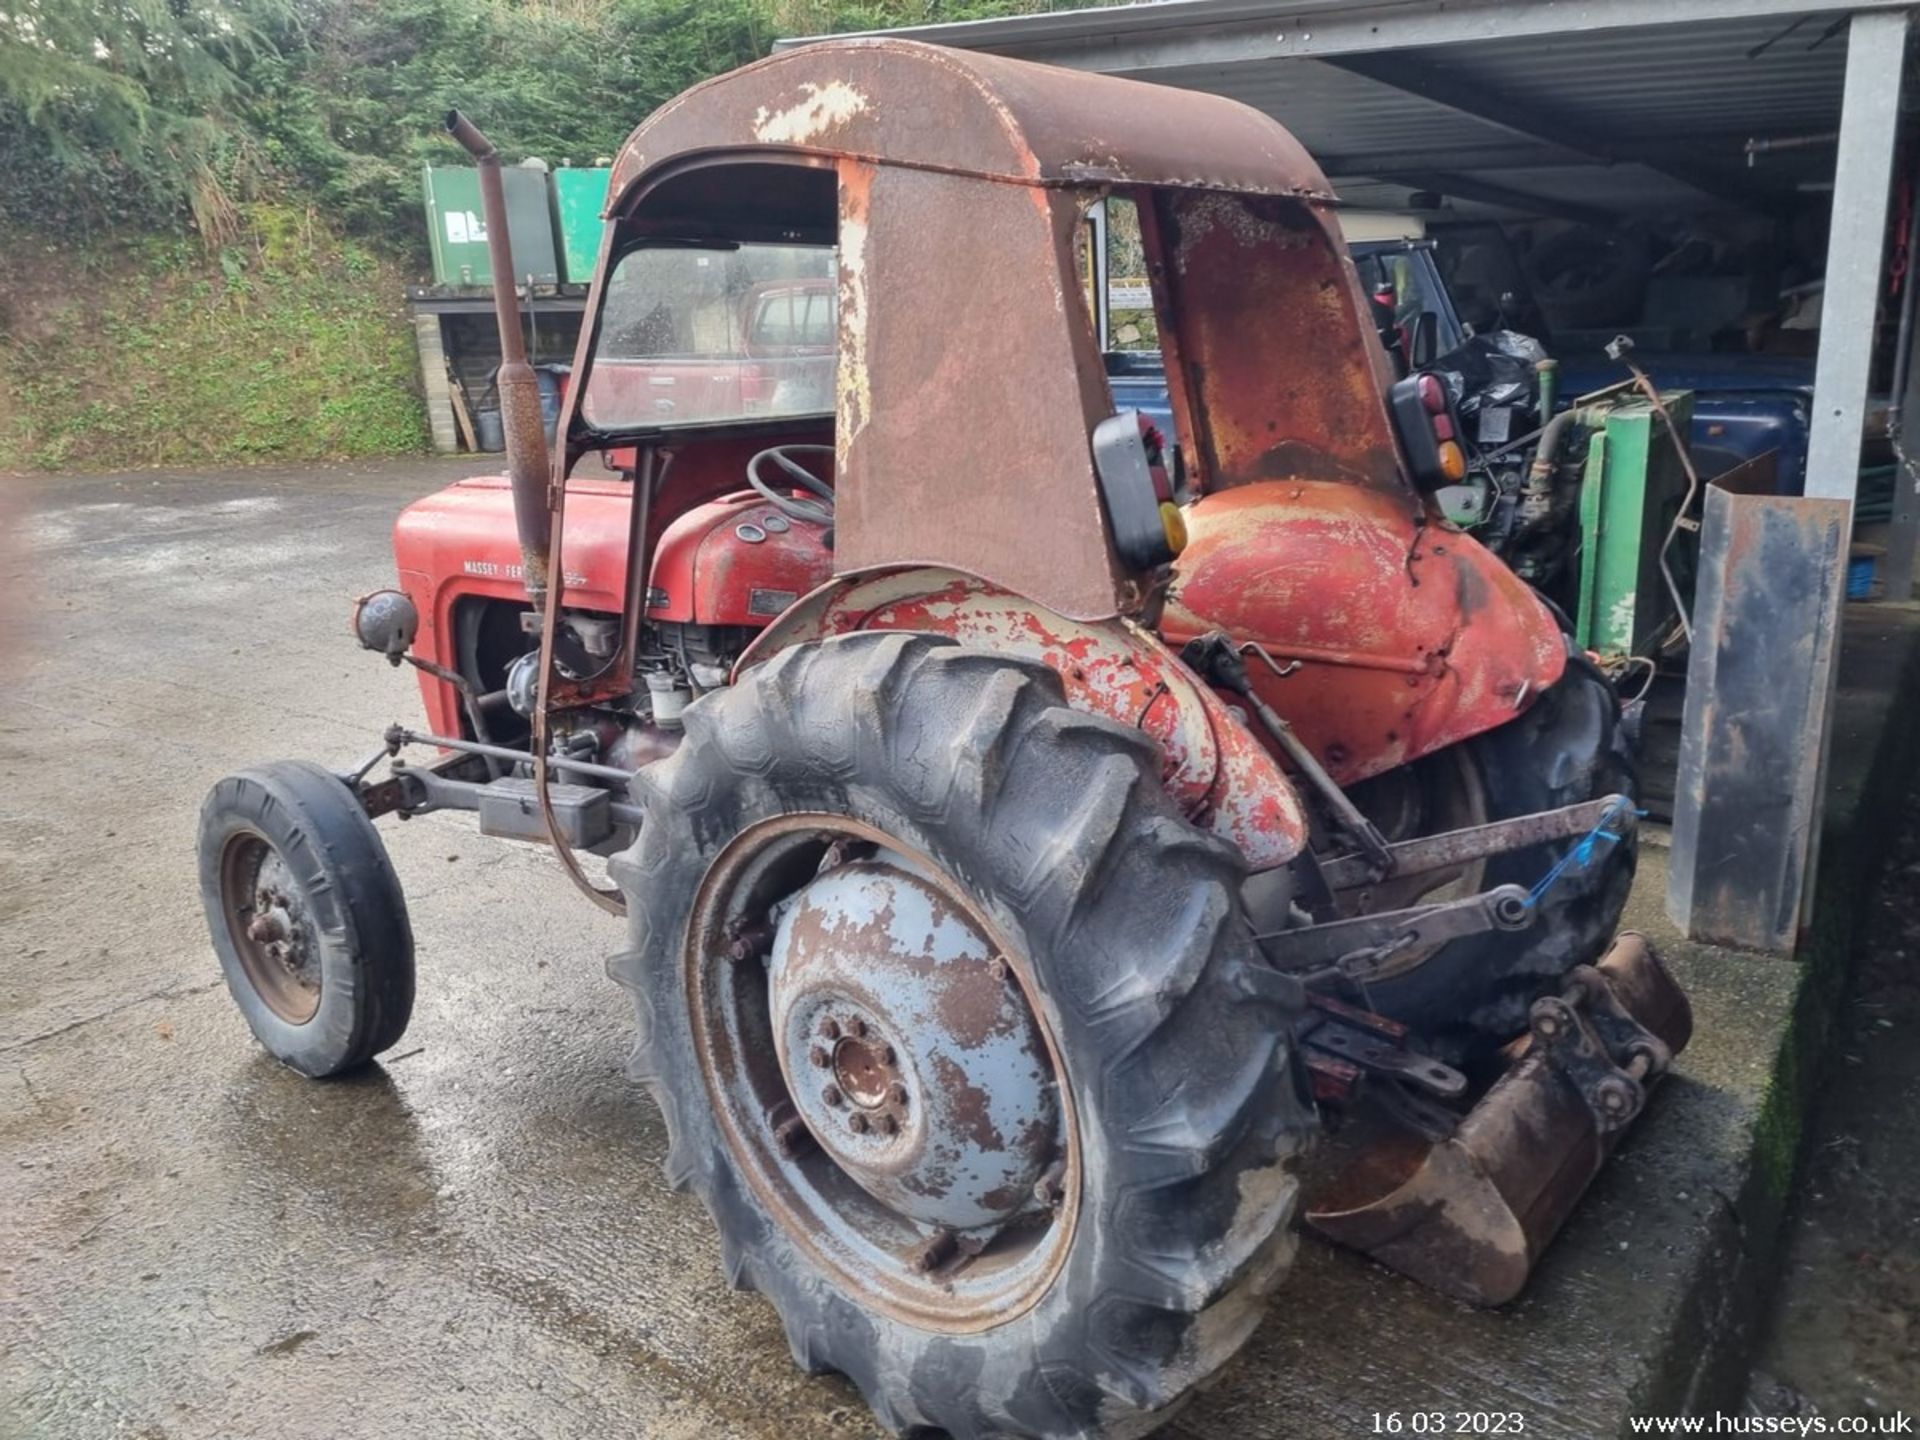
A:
[{"left": 1524, "top": 797, "right": 1646, "bottom": 908}]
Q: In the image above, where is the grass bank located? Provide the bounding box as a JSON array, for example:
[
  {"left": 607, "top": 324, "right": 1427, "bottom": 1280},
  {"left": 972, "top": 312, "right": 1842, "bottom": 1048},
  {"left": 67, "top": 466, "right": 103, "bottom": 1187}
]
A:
[{"left": 0, "top": 204, "right": 428, "bottom": 472}]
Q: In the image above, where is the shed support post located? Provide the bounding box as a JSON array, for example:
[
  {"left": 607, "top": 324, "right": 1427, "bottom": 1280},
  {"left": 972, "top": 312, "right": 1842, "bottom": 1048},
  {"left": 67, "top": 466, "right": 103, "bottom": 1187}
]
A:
[
  {"left": 1669, "top": 11, "right": 1908, "bottom": 949},
  {"left": 1889, "top": 325, "right": 1920, "bottom": 602},
  {"left": 1805, "top": 10, "right": 1907, "bottom": 503}
]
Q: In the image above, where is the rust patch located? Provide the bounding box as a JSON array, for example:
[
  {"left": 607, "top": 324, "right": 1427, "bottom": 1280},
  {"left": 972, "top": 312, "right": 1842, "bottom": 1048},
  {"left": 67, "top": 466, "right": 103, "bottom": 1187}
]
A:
[
  {"left": 932, "top": 1052, "right": 1007, "bottom": 1154},
  {"left": 1162, "top": 482, "right": 1567, "bottom": 786}
]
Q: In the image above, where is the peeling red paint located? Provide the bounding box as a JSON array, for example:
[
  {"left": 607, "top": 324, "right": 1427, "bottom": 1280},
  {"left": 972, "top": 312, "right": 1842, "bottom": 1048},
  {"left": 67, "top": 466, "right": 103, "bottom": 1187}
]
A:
[
  {"left": 740, "top": 568, "right": 1308, "bottom": 868},
  {"left": 1162, "top": 482, "right": 1567, "bottom": 786}
]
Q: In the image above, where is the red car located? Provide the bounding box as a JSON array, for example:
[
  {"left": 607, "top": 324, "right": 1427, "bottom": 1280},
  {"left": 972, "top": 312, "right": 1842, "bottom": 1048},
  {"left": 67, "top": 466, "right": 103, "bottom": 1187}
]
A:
[{"left": 584, "top": 269, "right": 835, "bottom": 432}]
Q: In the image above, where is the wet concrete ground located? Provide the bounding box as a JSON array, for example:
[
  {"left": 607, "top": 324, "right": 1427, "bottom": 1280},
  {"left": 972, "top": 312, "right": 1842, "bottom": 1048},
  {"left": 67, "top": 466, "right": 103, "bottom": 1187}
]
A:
[
  {"left": 0, "top": 460, "right": 1886, "bottom": 1438},
  {"left": 2, "top": 461, "right": 858, "bottom": 1439}
]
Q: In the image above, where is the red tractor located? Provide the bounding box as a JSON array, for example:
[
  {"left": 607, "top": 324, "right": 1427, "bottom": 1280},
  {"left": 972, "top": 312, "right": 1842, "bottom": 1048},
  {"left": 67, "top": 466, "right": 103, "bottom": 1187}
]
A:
[{"left": 198, "top": 41, "right": 1690, "bottom": 1440}]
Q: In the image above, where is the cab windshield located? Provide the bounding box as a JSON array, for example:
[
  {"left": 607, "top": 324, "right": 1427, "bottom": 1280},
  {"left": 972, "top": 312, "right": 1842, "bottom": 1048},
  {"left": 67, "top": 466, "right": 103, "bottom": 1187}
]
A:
[{"left": 581, "top": 241, "right": 837, "bottom": 431}]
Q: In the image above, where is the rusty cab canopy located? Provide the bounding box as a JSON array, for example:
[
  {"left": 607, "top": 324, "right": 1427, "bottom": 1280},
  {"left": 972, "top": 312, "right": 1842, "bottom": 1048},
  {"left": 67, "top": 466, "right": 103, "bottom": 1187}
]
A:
[{"left": 567, "top": 37, "right": 1412, "bottom": 622}]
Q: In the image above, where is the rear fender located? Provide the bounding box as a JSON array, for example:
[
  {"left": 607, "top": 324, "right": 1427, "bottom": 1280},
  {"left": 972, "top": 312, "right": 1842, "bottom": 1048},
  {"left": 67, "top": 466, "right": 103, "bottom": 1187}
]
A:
[
  {"left": 1162, "top": 481, "right": 1568, "bottom": 786},
  {"left": 737, "top": 568, "right": 1308, "bottom": 870}
]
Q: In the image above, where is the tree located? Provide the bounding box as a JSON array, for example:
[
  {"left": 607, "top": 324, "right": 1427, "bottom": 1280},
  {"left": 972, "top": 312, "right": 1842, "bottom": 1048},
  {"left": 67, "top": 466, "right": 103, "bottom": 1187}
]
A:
[
  {"left": 0, "top": 0, "right": 1061, "bottom": 245},
  {"left": 0, "top": 0, "right": 279, "bottom": 235}
]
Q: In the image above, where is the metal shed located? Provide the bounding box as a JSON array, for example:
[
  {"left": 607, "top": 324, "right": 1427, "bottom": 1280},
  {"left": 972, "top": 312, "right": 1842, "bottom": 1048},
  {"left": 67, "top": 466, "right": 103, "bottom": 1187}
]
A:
[{"left": 780, "top": 0, "right": 1919, "bottom": 949}]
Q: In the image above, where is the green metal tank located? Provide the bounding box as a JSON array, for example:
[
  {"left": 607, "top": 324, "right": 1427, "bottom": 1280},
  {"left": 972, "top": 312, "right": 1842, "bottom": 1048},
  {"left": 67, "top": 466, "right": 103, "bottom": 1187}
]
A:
[
  {"left": 552, "top": 167, "right": 612, "bottom": 287},
  {"left": 423, "top": 164, "right": 561, "bottom": 287},
  {"left": 1573, "top": 392, "right": 1696, "bottom": 658}
]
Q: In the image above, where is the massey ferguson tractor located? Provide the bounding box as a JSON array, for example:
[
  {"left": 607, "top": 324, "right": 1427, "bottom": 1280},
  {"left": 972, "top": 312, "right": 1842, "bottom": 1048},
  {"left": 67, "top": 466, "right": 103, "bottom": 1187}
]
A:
[{"left": 197, "top": 40, "right": 1692, "bottom": 1440}]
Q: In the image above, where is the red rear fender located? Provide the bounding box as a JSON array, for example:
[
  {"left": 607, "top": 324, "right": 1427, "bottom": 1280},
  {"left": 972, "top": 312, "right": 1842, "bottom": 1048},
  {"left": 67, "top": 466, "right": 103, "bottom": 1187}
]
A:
[{"left": 1162, "top": 480, "right": 1567, "bottom": 785}]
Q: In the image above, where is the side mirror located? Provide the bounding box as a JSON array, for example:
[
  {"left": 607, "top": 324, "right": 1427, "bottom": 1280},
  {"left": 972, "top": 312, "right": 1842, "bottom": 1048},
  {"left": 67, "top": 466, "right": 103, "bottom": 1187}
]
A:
[
  {"left": 1409, "top": 311, "right": 1440, "bottom": 369},
  {"left": 1091, "top": 411, "right": 1186, "bottom": 571}
]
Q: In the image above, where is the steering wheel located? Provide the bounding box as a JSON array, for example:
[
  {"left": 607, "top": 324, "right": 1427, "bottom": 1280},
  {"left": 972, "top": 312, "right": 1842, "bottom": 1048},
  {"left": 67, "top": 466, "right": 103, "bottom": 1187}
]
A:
[{"left": 747, "top": 445, "right": 836, "bottom": 526}]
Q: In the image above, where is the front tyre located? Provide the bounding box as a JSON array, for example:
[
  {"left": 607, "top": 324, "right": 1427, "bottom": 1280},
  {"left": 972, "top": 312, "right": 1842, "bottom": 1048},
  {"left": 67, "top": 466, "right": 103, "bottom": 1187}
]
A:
[
  {"left": 610, "top": 632, "right": 1313, "bottom": 1440},
  {"left": 198, "top": 760, "right": 414, "bottom": 1077}
]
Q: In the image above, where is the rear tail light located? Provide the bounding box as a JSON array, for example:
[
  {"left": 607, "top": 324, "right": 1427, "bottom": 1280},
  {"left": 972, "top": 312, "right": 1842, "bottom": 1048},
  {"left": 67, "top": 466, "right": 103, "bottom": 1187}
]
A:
[
  {"left": 1159, "top": 501, "right": 1188, "bottom": 554},
  {"left": 1390, "top": 370, "right": 1471, "bottom": 492}
]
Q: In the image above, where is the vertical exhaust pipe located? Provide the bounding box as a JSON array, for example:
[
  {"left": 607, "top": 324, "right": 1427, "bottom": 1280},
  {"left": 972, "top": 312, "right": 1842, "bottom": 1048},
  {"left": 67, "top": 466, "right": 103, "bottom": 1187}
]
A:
[{"left": 445, "top": 109, "right": 552, "bottom": 613}]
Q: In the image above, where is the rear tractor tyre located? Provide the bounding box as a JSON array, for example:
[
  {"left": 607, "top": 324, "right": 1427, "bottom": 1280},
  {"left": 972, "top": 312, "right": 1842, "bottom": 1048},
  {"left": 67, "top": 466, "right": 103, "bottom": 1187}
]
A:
[
  {"left": 1358, "top": 654, "right": 1637, "bottom": 1060},
  {"left": 198, "top": 760, "right": 414, "bottom": 1078},
  {"left": 610, "top": 631, "right": 1314, "bottom": 1440}
]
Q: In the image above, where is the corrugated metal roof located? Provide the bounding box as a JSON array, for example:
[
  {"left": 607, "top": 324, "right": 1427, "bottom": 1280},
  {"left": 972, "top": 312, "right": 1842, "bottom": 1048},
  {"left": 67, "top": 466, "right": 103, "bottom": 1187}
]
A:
[
  {"left": 1426, "top": 15, "right": 1851, "bottom": 142},
  {"left": 780, "top": 2, "right": 1884, "bottom": 219}
]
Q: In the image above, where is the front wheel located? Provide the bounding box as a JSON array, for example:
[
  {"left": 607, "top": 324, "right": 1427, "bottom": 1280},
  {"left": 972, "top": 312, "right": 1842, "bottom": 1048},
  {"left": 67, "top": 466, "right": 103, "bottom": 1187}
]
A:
[
  {"left": 198, "top": 760, "right": 414, "bottom": 1077},
  {"left": 610, "top": 632, "right": 1314, "bottom": 1440}
]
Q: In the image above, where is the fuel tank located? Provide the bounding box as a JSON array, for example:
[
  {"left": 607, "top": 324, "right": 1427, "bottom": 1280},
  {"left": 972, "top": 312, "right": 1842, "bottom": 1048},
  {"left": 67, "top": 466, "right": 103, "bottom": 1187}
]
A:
[
  {"left": 647, "top": 492, "right": 834, "bottom": 627},
  {"left": 1160, "top": 480, "right": 1567, "bottom": 786}
]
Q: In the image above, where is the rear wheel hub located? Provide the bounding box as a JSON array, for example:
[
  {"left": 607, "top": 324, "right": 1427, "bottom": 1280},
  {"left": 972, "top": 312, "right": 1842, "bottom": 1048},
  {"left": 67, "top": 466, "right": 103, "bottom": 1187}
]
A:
[
  {"left": 770, "top": 857, "right": 1058, "bottom": 1231},
  {"left": 686, "top": 816, "right": 1080, "bottom": 1329}
]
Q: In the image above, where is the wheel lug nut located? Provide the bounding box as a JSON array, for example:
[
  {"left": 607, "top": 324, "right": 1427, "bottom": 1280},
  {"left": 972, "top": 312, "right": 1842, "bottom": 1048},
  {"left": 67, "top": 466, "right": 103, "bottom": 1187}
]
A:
[
  {"left": 887, "top": 1082, "right": 908, "bottom": 1107},
  {"left": 822, "top": 1085, "right": 843, "bottom": 1108},
  {"left": 846, "top": 1016, "right": 867, "bottom": 1039},
  {"left": 1034, "top": 1159, "right": 1068, "bottom": 1208},
  {"left": 809, "top": 1045, "right": 831, "bottom": 1069},
  {"left": 820, "top": 1017, "right": 840, "bottom": 1040},
  {"left": 848, "top": 1112, "right": 870, "bottom": 1135},
  {"left": 875, "top": 1113, "right": 897, "bottom": 1136},
  {"left": 913, "top": 1227, "right": 959, "bottom": 1274},
  {"left": 881, "top": 1045, "right": 898, "bottom": 1068}
]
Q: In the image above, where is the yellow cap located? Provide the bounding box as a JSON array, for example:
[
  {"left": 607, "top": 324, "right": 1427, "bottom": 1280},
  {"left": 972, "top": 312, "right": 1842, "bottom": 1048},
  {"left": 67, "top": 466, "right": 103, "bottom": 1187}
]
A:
[{"left": 1159, "top": 501, "right": 1188, "bottom": 555}]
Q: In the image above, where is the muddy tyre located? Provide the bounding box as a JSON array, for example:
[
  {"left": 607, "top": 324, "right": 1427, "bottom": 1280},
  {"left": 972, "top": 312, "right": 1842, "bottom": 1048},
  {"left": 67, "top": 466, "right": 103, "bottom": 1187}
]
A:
[
  {"left": 1363, "top": 654, "right": 1636, "bottom": 1058},
  {"left": 198, "top": 760, "right": 414, "bottom": 1078},
  {"left": 610, "top": 632, "right": 1312, "bottom": 1440}
]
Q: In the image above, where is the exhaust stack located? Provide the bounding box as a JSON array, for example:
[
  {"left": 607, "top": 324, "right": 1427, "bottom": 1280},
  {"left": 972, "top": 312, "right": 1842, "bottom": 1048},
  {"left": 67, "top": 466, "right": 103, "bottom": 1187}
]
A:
[{"left": 444, "top": 109, "right": 552, "bottom": 613}]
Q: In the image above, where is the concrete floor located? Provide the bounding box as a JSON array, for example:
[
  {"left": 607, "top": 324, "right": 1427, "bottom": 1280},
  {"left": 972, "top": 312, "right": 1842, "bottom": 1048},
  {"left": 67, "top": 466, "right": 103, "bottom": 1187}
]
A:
[
  {"left": 1751, "top": 785, "right": 1920, "bottom": 1421},
  {"left": 0, "top": 460, "right": 1843, "bottom": 1438}
]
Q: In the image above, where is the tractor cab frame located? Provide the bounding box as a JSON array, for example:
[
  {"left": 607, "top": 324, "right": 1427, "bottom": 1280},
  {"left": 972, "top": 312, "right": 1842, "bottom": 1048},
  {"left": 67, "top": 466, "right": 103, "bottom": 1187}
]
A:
[{"left": 515, "top": 38, "right": 1568, "bottom": 880}]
